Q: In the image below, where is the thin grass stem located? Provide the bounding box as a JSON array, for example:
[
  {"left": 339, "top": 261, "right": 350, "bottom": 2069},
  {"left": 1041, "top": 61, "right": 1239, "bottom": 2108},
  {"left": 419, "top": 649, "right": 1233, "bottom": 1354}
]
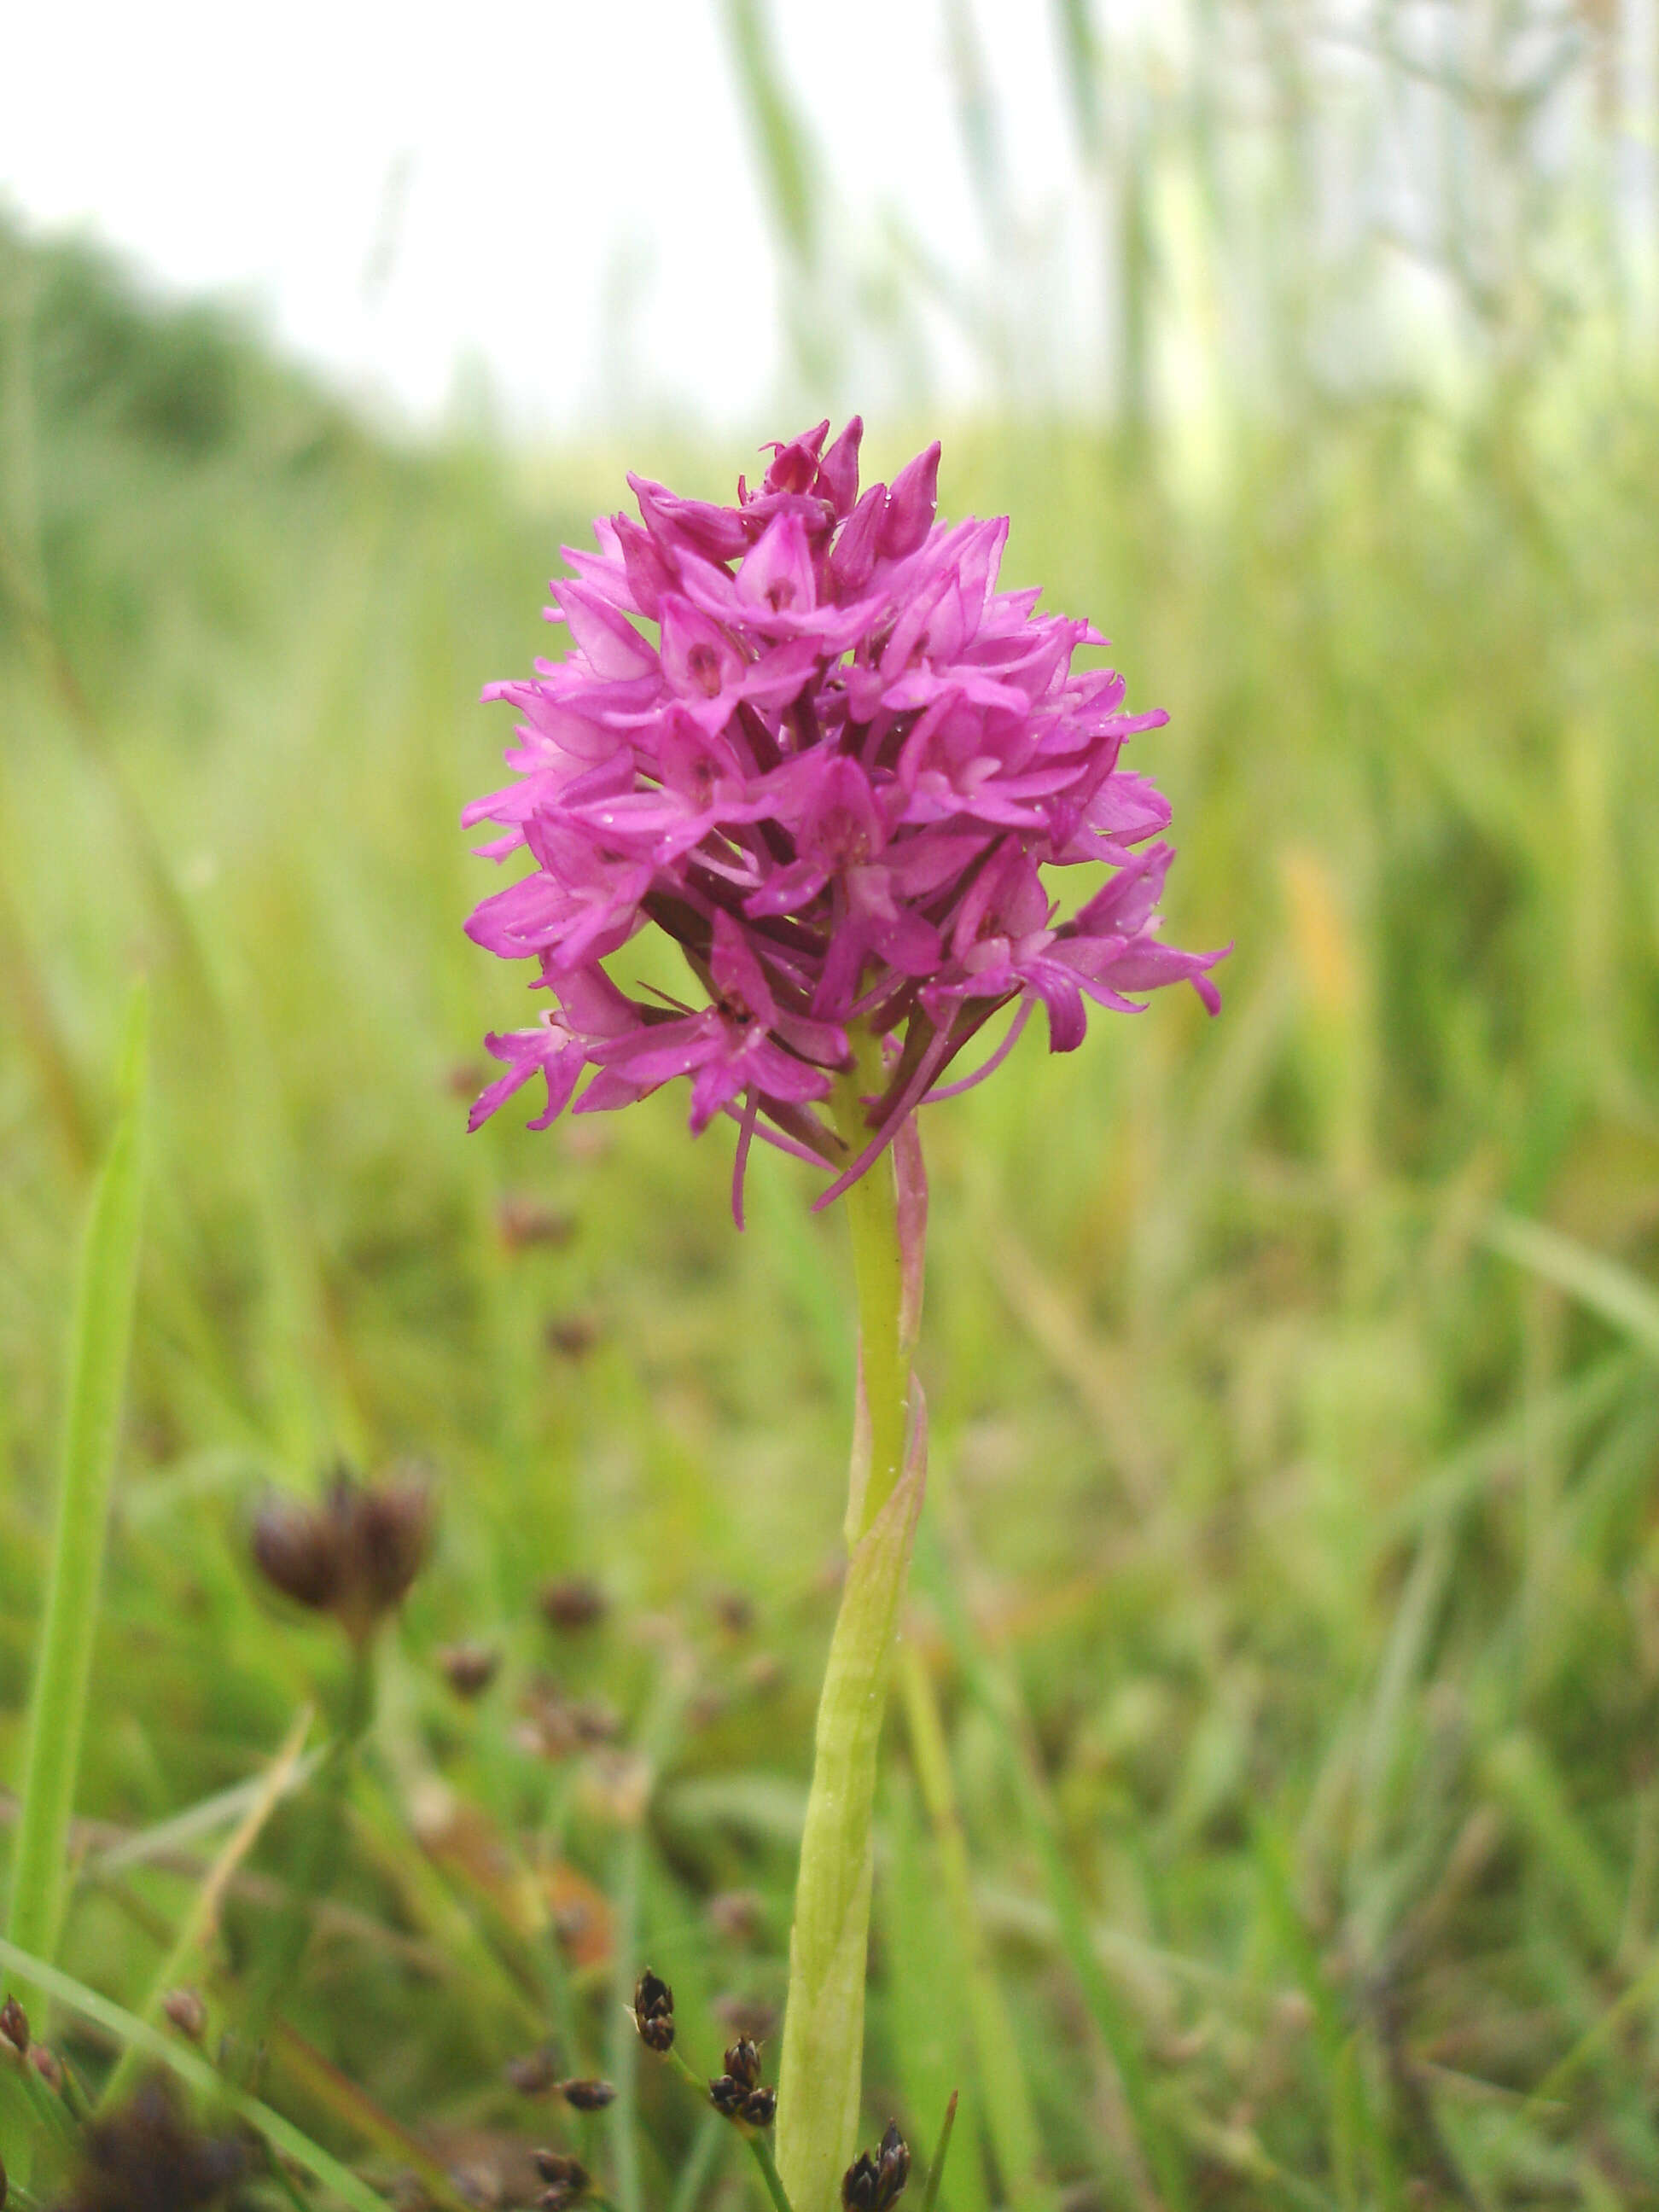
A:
[{"left": 4, "top": 985, "right": 147, "bottom": 2199}]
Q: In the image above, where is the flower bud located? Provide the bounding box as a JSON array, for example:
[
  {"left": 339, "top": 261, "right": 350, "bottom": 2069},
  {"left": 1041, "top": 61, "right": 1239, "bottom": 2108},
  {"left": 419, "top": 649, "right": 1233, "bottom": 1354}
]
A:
[
  {"left": 817, "top": 415, "right": 864, "bottom": 518},
  {"left": 877, "top": 444, "right": 940, "bottom": 558},
  {"left": 0, "top": 1994, "right": 29, "bottom": 2056}
]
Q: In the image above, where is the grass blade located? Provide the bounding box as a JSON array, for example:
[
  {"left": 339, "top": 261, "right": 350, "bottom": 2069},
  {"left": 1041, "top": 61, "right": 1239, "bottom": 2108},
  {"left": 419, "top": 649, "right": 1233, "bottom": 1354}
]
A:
[
  {"left": 0, "top": 1934, "right": 393, "bottom": 2209},
  {"left": 8, "top": 984, "right": 148, "bottom": 2005},
  {"left": 1482, "top": 1213, "right": 1659, "bottom": 1362},
  {"left": 100, "top": 1703, "right": 315, "bottom": 2110},
  {"left": 719, "top": 0, "right": 819, "bottom": 270},
  {"left": 897, "top": 1644, "right": 1044, "bottom": 2212}
]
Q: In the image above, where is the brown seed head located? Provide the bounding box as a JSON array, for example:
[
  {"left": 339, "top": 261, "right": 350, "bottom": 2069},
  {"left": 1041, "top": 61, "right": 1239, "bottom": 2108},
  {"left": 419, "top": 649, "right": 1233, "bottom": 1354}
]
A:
[
  {"left": 250, "top": 1497, "right": 341, "bottom": 1611},
  {"left": 498, "top": 1195, "right": 575, "bottom": 1250},
  {"left": 439, "top": 1641, "right": 501, "bottom": 1698},
  {"left": 56, "top": 2074, "right": 247, "bottom": 2212},
  {"left": 0, "top": 1994, "right": 29, "bottom": 2055},
  {"left": 504, "top": 2047, "right": 560, "bottom": 2096},
  {"left": 352, "top": 1471, "right": 434, "bottom": 1615},
  {"left": 540, "top": 1576, "right": 608, "bottom": 1632},
  {"left": 712, "top": 1588, "right": 755, "bottom": 1636},
  {"left": 842, "top": 2123, "right": 911, "bottom": 2212},
  {"left": 162, "top": 1988, "right": 207, "bottom": 2041},
  {"left": 723, "top": 2038, "right": 762, "bottom": 2092},
  {"left": 545, "top": 1314, "right": 600, "bottom": 1359},
  {"left": 742, "top": 2086, "right": 777, "bottom": 2128},
  {"left": 558, "top": 2077, "right": 615, "bottom": 2112},
  {"left": 707, "top": 1889, "right": 764, "bottom": 1945},
  {"left": 632, "top": 1969, "right": 675, "bottom": 2052},
  {"left": 708, "top": 2073, "right": 747, "bottom": 2118},
  {"left": 534, "top": 2151, "right": 590, "bottom": 2192},
  {"left": 713, "top": 1994, "right": 777, "bottom": 2043},
  {"left": 252, "top": 1467, "right": 433, "bottom": 1642}
]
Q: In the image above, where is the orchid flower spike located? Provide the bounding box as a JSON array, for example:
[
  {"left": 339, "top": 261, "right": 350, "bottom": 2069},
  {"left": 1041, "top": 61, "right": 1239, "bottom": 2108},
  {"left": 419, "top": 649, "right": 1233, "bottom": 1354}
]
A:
[{"left": 465, "top": 422, "right": 1225, "bottom": 1220}]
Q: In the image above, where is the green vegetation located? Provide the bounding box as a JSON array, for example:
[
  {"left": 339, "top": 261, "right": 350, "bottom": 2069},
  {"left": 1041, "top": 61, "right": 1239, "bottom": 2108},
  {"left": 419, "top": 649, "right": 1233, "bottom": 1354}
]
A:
[{"left": 3, "top": 209, "right": 1659, "bottom": 2208}]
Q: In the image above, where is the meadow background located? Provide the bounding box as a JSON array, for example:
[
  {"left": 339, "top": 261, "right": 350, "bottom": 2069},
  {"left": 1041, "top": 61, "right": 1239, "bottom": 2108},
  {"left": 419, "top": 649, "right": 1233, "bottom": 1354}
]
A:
[{"left": 3, "top": 3, "right": 1659, "bottom": 2205}]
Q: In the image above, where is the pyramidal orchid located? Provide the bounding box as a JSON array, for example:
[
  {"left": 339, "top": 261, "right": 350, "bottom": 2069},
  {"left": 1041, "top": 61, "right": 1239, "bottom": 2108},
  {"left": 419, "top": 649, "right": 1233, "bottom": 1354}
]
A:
[
  {"left": 465, "top": 422, "right": 1224, "bottom": 2212},
  {"left": 465, "top": 417, "right": 1220, "bottom": 1221}
]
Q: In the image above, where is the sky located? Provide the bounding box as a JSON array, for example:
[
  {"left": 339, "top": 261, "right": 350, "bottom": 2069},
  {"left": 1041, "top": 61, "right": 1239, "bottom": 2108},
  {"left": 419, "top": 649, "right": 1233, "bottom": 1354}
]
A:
[{"left": 1, "top": 0, "right": 1091, "bottom": 434}]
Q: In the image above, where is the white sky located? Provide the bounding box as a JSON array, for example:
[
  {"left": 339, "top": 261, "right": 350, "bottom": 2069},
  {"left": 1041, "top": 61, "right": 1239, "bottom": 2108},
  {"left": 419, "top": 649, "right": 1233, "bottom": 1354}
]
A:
[{"left": 1, "top": 0, "right": 1090, "bottom": 434}]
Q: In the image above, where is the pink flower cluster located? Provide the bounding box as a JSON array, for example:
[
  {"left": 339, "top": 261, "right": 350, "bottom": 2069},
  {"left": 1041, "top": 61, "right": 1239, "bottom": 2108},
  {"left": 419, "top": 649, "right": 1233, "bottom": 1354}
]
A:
[{"left": 465, "top": 420, "right": 1223, "bottom": 1215}]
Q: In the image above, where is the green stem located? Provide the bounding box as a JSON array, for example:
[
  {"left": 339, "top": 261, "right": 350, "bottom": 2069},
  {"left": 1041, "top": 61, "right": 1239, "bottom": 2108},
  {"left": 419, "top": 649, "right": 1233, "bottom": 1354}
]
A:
[
  {"left": 776, "top": 1035, "right": 928, "bottom": 2212},
  {"left": 746, "top": 2128, "right": 797, "bottom": 2212},
  {"left": 833, "top": 1044, "right": 908, "bottom": 1545},
  {"left": 659, "top": 2037, "right": 793, "bottom": 2212}
]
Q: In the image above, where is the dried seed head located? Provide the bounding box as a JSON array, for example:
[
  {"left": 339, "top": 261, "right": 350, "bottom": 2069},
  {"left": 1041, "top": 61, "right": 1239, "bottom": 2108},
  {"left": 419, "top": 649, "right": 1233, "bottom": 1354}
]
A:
[
  {"left": 505, "top": 2047, "right": 560, "bottom": 2096},
  {"left": 250, "top": 1498, "right": 341, "bottom": 1612},
  {"left": 712, "top": 1994, "right": 777, "bottom": 2044},
  {"left": 56, "top": 2074, "right": 247, "bottom": 2212},
  {"left": 723, "top": 2038, "right": 762, "bottom": 2092},
  {"left": 632, "top": 1969, "right": 675, "bottom": 2052},
  {"left": 352, "top": 1471, "right": 434, "bottom": 1615},
  {"left": 534, "top": 2151, "right": 590, "bottom": 2191},
  {"left": 842, "top": 2122, "right": 911, "bottom": 2212},
  {"left": 708, "top": 2074, "right": 747, "bottom": 2119},
  {"left": 558, "top": 2077, "right": 615, "bottom": 2112},
  {"left": 162, "top": 1988, "right": 207, "bottom": 2041},
  {"left": 540, "top": 1576, "right": 608, "bottom": 1632},
  {"left": 712, "top": 1588, "right": 755, "bottom": 1636},
  {"left": 707, "top": 1890, "right": 764, "bottom": 1946},
  {"left": 439, "top": 1642, "right": 501, "bottom": 1698},
  {"left": 742, "top": 2087, "right": 777, "bottom": 2128},
  {"left": 545, "top": 1314, "right": 600, "bottom": 1359},
  {"left": 251, "top": 1467, "right": 434, "bottom": 1643},
  {"left": 498, "top": 1195, "right": 575, "bottom": 1250},
  {"left": 0, "top": 1994, "right": 29, "bottom": 2055}
]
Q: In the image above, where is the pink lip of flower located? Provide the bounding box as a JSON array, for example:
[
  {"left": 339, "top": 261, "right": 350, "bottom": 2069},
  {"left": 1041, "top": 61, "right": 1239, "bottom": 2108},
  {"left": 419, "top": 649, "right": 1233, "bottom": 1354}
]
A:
[{"left": 465, "top": 420, "right": 1227, "bottom": 1220}]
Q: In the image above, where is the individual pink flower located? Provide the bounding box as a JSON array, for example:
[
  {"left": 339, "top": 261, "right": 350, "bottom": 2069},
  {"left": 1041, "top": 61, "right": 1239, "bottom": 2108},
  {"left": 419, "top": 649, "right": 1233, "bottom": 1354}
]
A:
[{"left": 465, "top": 422, "right": 1225, "bottom": 1218}]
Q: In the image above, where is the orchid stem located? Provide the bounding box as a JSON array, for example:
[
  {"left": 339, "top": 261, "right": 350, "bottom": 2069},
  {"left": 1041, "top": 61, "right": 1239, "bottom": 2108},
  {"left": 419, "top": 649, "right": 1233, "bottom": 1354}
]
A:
[
  {"left": 776, "top": 1031, "right": 928, "bottom": 2212},
  {"left": 834, "top": 1039, "right": 908, "bottom": 1544}
]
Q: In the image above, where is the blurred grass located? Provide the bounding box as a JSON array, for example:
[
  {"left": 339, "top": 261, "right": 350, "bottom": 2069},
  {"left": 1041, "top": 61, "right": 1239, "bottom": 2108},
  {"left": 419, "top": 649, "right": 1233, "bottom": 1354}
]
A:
[{"left": 2, "top": 214, "right": 1659, "bottom": 2206}]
